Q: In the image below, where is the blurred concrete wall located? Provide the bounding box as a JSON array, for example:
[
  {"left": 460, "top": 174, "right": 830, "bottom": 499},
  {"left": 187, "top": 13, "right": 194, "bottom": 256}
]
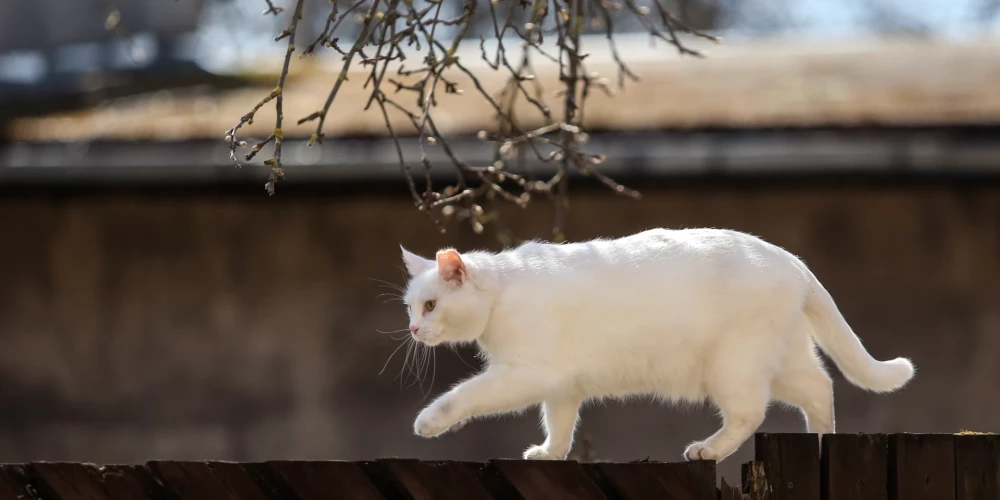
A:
[{"left": 0, "top": 183, "right": 997, "bottom": 483}]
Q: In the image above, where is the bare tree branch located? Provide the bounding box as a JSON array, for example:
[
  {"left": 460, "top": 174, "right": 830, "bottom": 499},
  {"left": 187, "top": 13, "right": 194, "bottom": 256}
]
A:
[{"left": 224, "top": 0, "right": 716, "bottom": 235}]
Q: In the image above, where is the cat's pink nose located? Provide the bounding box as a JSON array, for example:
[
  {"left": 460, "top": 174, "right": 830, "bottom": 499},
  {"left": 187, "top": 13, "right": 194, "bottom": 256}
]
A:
[{"left": 409, "top": 326, "right": 419, "bottom": 336}]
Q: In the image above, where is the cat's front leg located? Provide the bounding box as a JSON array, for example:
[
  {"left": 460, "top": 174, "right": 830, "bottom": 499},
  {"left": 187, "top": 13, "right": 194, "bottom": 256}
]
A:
[
  {"left": 523, "top": 398, "right": 582, "bottom": 460},
  {"left": 413, "top": 398, "right": 464, "bottom": 437},
  {"left": 413, "top": 365, "right": 549, "bottom": 438}
]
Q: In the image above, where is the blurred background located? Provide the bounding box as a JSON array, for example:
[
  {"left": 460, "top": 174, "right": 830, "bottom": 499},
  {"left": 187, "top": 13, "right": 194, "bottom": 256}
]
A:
[{"left": 1, "top": 0, "right": 999, "bottom": 486}]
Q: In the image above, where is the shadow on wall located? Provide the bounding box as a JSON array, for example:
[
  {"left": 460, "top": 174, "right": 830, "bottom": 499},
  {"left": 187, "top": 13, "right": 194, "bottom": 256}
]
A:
[{"left": 0, "top": 183, "right": 997, "bottom": 485}]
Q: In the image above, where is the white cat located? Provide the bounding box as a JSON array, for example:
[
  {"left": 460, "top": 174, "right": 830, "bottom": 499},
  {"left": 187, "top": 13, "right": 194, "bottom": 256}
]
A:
[{"left": 399, "top": 228, "right": 914, "bottom": 462}]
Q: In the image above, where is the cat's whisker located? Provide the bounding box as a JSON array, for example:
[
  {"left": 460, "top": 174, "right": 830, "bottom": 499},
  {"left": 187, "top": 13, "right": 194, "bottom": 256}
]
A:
[
  {"left": 446, "top": 343, "right": 479, "bottom": 371},
  {"left": 403, "top": 341, "right": 424, "bottom": 389},
  {"left": 379, "top": 339, "right": 410, "bottom": 376},
  {"left": 397, "top": 338, "right": 416, "bottom": 387},
  {"left": 424, "top": 348, "right": 438, "bottom": 400},
  {"left": 418, "top": 344, "right": 432, "bottom": 395},
  {"left": 369, "top": 277, "right": 406, "bottom": 295},
  {"left": 413, "top": 343, "right": 430, "bottom": 391},
  {"left": 406, "top": 343, "right": 420, "bottom": 387}
]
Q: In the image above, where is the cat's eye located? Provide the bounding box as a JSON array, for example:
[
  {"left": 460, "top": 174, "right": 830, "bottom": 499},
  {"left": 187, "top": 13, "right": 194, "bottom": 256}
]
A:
[{"left": 424, "top": 300, "right": 436, "bottom": 313}]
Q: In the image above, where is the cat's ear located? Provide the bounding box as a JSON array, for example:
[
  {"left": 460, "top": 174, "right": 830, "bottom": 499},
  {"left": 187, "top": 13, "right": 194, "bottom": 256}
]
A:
[
  {"left": 401, "top": 246, "right": 434, "bottom": 277},
  {"left": 436, "top": 248, "right": 466, "bottom": 284}
]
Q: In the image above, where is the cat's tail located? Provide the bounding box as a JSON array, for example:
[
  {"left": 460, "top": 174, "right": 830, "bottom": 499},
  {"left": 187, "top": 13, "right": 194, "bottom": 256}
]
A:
[{"left": 802, "top": 271, "right": 915, "bottom": 393}]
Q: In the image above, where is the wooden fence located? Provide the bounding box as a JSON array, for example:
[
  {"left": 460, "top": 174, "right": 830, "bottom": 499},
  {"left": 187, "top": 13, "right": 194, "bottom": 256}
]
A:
[{"left": 0, "top": 433, "right": 996, "bottom": 500}]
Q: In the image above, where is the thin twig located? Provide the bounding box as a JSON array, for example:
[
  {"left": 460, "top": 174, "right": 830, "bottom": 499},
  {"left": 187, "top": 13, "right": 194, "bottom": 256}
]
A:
[{"left": 222, "top": 0, "right": 716, "bottom": 236}]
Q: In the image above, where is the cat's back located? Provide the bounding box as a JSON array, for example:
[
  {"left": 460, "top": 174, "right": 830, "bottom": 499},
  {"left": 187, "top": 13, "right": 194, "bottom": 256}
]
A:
[
  {"left": 495, "top": 227, "right": 789, "bottom": 274},
  {"left": 479, "top": 229, "right": 808, "bottom": 361}
]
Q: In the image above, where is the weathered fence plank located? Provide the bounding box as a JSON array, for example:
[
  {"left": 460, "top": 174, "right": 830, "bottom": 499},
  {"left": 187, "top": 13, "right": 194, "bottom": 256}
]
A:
[
  {"left": 467, "top": 461, "right": 526, "bottom": 500},
  {"left": 821, "top": 433, "right": 888, "bottom": 500},
  {"left": 754, "top": 433, "right": 821, "bottom": 500},
  {"left": 0, "top": 464, "right": 43, "bottom": 500},
  {"left": 267, "top": 460, "right": 384, "bottom": 500},
  {"left": 99, "top": 465, "right": 168, "bottom": 500},
  {"left": 741, "top": 461, "right": 767, "bottom": 500},
  {"left": 30, "top": 462, "right": 109, "bottom": 500},
  {"left": 204, "top": 463, "right": 269, "bottom": 500},
  {"left": 4, "top": 433, "right": 992, "bottom": 500},
  {"left": 719, "top": 477, "right": 750, "bottom": 500},
  {"left": 490, "top": 459, "right": 608, "bottom": 500},
  {"left": 584, "top": 460, "right": 717, "bottom": 500},
  {"left": 375, "top": 459, "right": 495, "bottom": 500},
  {"left": 954, "top": 434, "right": 1000, "bottom": 500},
  {"left": 239, "top": 462, "right": 301, "bottom": 500},
  {"left": 147, "top": 461, "right": 241, "bottom": 500},
  {"left": 888, "top": 433, "right": 956, "bottom": 500}
]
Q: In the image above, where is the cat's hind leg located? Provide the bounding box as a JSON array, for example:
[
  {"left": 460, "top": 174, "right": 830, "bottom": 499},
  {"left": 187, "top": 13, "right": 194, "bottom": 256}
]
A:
[
  {"left": 523, "top": 398, "right": 583, "bottom": 460},
  {"left": 684, "top": 321, "right": 783, "bottom": 462},
  {"left": 685, "top": 375, "right": 769, "bottom": 462},
  {"left": 771, "top": 340, "right": 835, "bottom": 437}
]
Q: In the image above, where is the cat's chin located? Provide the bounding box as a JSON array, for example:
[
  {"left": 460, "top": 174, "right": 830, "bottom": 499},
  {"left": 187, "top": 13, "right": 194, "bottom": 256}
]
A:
[{"left": 414, "top": 335, "right": 445, "bottom": 347}]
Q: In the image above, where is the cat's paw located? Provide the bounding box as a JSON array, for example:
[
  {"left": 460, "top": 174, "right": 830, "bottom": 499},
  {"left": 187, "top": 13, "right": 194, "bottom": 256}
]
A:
[
  {"left": 523, "top": 444, "right": 564, "bottom": 460},
  {"left": 448, "top": 418, "right": 469, "bottom": 433},
  {"left": 683, "top": 441, "right": 721, "bottom": 461},
  {"left": 413, "top": 405, "right": 453, "bottom": 438}
]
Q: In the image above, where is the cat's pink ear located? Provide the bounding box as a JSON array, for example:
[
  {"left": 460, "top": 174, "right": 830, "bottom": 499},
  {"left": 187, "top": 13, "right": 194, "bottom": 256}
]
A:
[
  {"left": 436, "top": 249, "right": 466, "bottom": 284},
  {"left": 401, "top": 246, "right": 434, "bottom": 276}
]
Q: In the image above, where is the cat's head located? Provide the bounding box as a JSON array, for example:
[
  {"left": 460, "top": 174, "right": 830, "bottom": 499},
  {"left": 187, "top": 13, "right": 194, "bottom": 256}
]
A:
[{"left": 400, "top": 246, "right": 492, "bottom": 346}]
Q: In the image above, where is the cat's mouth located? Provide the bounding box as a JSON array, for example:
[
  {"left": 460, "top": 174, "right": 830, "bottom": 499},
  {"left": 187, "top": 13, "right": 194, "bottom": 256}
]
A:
[{"left": 413, "top": 329, "right": 444, "bottom": 346}]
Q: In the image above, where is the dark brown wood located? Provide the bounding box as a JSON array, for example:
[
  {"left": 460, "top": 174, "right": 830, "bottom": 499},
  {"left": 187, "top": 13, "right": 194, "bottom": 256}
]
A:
[
  {"left": 584, "top": 460, "right": 717, "bottom": 500},
  {"left": 468, "top": 461, "right": 524, "bottom": 500},
  {"left": 8, "top": 438, "right": 991, "bottom": 500},
  {"left": 100, "top": 465, "right": 172, "bottom": 500},
  {"left": 268, "top": 460, "right": 384, "bottom": 500},
  {"left": 754, "top": 433, "right": 821, "bottom": 500},
  {"left": 490, "top": 459, "right": 608, "bottom": 500},
  {"left": 742, "top": 462, "right": 767, "bottom": 500},
  {"left": 0, "top": 464, "right": 44, "bottom": 500},
  {"left": 720, "top": 477, "right": 750, "bottom": 500},
  {"left": 954, "top": 434, "right": 1000, "bottom": 500},
  {"left": 147, "top": 461, "right": 240, "bottom": 500},
  {"left": 376, "top": 459, "right": 494, "bottom": 500},
  {"left": 239, "top": 462, "right": 301, "bottom": 500},
  {"left": 821, "top": 433, "right": 888, "bottom": 500},
  {"left": 205, "top": 462, "right": 270, "bottom": 500},
  {"left": 888, "top": 433, "right": 956, "bottom": 500},
  {"left": 29, "top": 462, "right": 109, "bottom": 500}
]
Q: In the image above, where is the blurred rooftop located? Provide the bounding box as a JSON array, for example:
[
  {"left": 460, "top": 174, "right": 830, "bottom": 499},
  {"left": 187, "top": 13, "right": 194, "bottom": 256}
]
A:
[
  {"left": 2, "top": 2, "right": 1000, "bottom": 187},
  {"left": 7, "top": 34, "right": 1000, "bottom": 143}
]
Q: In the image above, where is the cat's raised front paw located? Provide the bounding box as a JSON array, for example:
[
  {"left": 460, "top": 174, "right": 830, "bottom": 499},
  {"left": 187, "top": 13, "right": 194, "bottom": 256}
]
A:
[
  {"left": 683, "top": 441, "right": 721, "bottom": 461},
  {"left": 523, "top": 444, "right": 565, "bottom": 460},
  {"left": 448, "top": 418, "right": 469, "bottom": 433},
  {"left": 413, "top": 406, "right": 453, "bottom": 438}
]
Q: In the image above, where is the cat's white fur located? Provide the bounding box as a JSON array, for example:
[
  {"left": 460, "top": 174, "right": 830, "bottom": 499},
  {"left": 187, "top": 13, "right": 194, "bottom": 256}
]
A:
[{"left": 399, "top": 228, "right": 914, "bottom": 462}]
